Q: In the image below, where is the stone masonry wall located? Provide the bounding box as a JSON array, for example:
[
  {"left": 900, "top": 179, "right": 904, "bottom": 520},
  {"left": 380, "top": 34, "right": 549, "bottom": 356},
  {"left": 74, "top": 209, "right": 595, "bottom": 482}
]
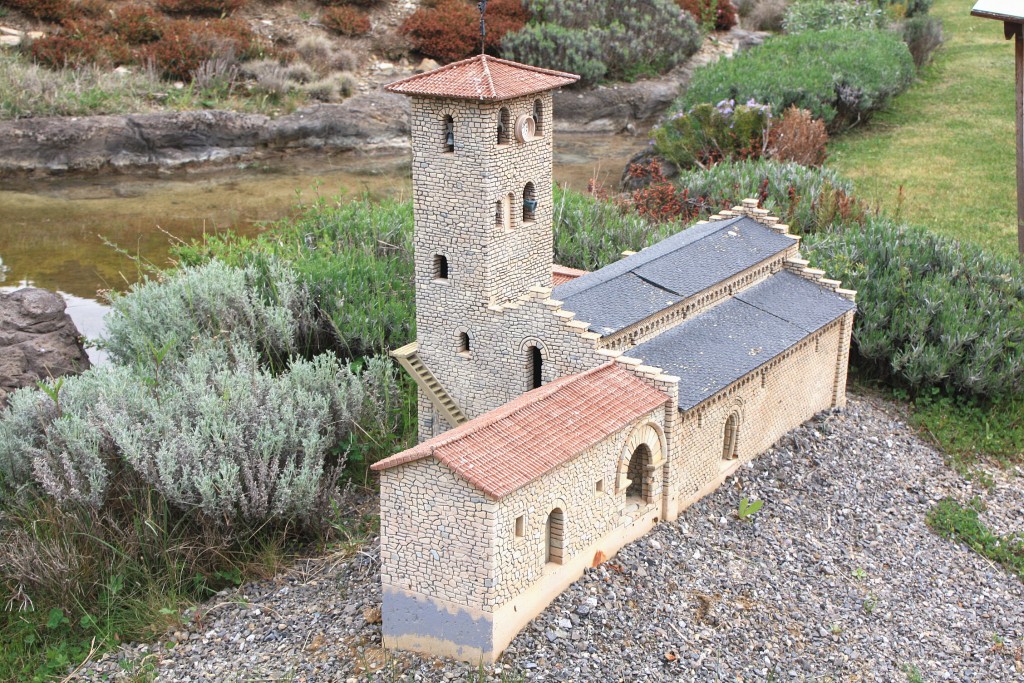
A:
[
  {"left": 492, "top": 407, "right": 666, "bottom": 609},
  {"left": 379, "top": 458, "right": 496, "bottom": 610},
  {"left": 671, "top": 315, "right": 848, "bottom": 503}
]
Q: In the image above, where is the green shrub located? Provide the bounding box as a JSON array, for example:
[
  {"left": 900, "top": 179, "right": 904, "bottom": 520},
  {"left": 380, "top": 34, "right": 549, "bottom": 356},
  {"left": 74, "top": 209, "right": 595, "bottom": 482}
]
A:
[
  {"left": 651, "top": 99, "right": 771, "bottom": 170},
  {"left": 503, "top": 0, "right": 701, "bottom": 85},
  {"left": 927, "top": 498, "right": 1024, "bottom": 579},
  {"left": 501, "top": 23, "right": 606, "bottom": 84},
  {"left": 552, "top": 185, "right": 683, "bottom": 271},
  {"left": 174, "top": 197, "right": 416, "bottom": 358},
  {"left": 675, "top": 159, "right": 864, "bottom": 235},
  {"left": 876, "top": 0, "right": 931, "bottom": 19},
  {"left": 783, "top": 0, "right": 885, "bottom": 33},
  {"left": 681, "top": 29, "right": 915, "bottom": 130},
  {"left": 805, "top": 218, "right": 1024, "bottom": 398},
  {"left": 900, "top": 15, "right": 943, "bottom": 69}
]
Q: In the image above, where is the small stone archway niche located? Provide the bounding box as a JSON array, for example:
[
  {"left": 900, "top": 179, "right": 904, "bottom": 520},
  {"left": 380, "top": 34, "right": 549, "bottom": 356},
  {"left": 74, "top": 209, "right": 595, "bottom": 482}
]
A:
[
  {"left": 722, "top": 410, "right": 742, "bottom": 461},
  {"left": 616, "top": 422, "right": 666, "bottom": 504},
  {"left": 518, "top": 337, "right": 547, "bottom": 390},
  {"left": 545, "top": 507, "right": 565, "bottom": 565}
]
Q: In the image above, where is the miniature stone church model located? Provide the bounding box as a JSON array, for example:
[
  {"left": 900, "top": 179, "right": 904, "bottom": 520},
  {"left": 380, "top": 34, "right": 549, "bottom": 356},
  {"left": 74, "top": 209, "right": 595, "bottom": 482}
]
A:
[{"left": 372, "top": 54, "right": 856, "bottom": 664}]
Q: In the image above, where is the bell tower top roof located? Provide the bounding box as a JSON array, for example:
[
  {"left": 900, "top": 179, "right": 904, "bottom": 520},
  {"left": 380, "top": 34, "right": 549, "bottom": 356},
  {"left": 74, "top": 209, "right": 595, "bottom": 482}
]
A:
[{"left": 384, "top": 54, "right": 579, "bottom": 101}]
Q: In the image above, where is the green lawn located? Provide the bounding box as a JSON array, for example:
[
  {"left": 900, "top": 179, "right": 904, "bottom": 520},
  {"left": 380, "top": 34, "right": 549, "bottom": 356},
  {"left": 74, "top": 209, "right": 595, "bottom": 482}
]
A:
[{"left": 829, "top": 0, "right": 1019, "bottom": 258}]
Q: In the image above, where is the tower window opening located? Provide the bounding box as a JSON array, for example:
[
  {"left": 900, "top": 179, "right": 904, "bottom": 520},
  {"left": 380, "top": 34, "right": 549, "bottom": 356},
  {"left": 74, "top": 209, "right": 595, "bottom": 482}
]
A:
[
  {"left": 528, "top": 345, "right": 543, "bottom": 389},
  {"left": 533, "top": 99, "right": 543, "bottom": 136},
  {"left": 523, "top": 182, "right": 537, "bottom": 223},
  {"left": 458, "top": 332, "right": 470, "bottom": 355},
  {"left": 433, "top": 254, "right": 449, "bottom": 280},
  {"left": 495, "top": 199, "right": 503, "bottom": 226},
  {"left": 497, "top": 107, "right": 511, "bottom": 145},
  {"left": 442, "top": 115, "right": 454, "bottom": 153}
]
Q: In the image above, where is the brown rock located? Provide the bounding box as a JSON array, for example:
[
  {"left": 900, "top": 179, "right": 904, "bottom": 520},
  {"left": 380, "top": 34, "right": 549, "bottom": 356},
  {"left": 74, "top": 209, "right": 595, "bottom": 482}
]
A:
[{"left": 0, "top": 288, "right": 90, "bottom": 406}]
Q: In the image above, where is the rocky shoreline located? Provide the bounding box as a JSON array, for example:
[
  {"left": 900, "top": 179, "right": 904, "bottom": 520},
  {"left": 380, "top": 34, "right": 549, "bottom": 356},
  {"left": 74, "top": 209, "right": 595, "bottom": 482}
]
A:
[{"left": 0, "top": 29, "right": 766, "bottom": 178}]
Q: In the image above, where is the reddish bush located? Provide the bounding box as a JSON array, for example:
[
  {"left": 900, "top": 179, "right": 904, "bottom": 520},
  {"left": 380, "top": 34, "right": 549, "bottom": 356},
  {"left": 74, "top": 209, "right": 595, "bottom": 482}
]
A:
[
  {"left": 155, "top": 0, "right": 246, "bottom": 16},
  {"left": 318, "top": 0, "right": 382, "bottom": 6},
  {"left": 628, "top": 162, "right": 710, "bottom": 224},
  {"left": 321, "top": 6, "right": 371, "bottom": 37},
  {"left": 144, "top": 18, "right": 260, "bottom": 80},
  {"left": 30, "top": 19, "right": 110, "bottom": 68},
  {"left": 400, "top": 0, "right": 528, "bottom": 63},
  {"left": 72, "top": 0, "right": 109, "bottom": 19},
  {"left": 4, "top": 0, "right": 73, "bottom": 22},
  {"left": 676, "top": 0, "right": 737, "bottom": 31},
  {"left": 107, "top": 5, "right": 167, "bottom": 44},
  {"left": 766, "top": 107, "right": 828, "bottom": 167}
]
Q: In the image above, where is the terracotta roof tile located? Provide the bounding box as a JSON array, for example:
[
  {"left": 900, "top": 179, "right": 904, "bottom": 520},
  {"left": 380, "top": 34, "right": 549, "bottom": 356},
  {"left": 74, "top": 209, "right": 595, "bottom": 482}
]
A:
[
  {"left": 372, "top": 363, "right": 668, "bottom": 498},
  {"left": 384, "top": 55, "right": 579, "bottom": 101},
  {"left": 552, "top": 263, "right": 587, "bottom": 286}
]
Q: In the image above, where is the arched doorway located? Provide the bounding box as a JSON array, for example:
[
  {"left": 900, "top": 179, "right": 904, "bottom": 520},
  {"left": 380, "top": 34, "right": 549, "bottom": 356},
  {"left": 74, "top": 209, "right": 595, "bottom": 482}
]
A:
[
  {"left": 722, "top": 412, "right": 739, "bottom": 460},
  {"left": 626, "top": 443, "right": 652, "bottom": 501},
  {"left": 546, "top": 508, "right": 564, "bottom": 564}
]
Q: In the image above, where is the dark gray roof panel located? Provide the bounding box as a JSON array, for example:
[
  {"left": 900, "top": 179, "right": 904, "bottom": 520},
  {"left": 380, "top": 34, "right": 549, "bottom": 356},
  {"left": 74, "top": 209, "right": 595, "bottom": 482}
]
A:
[
  {"left": 553, "top": 216, "right": 794, "bottom": 336},
  {"left": 633, "top": 220, "right": 795, "bottom": 299},
  {"left": 560, "top": 273, "right": 682, "bottom": 336},
  {"left": 552, "top": 217, "right": 737, "bottom": 301},
  {"left": 734, "top": 270, "right": 856, "bottom": 334},
  {"left": 632, "top": 272, "right": 855, "bottom": 410}
]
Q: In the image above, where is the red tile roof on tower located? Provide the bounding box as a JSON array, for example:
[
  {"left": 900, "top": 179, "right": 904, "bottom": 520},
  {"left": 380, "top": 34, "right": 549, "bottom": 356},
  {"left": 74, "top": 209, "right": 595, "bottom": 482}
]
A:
[
  {"left": 372, "top": 363, "right": 668, "bottom": 499},
  {"left": 384, "top": 54, "right": 580, "bottom": 101}
]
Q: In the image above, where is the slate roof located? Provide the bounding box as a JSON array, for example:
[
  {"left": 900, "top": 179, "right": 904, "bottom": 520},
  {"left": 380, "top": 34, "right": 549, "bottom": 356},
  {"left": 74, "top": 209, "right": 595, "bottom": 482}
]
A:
[
  {"left": 632, "top": 271, "right": 856, "bottom": 410},
  {"left": 371, "top": 363, "right": 668, "bottom": 499},
  {"left": 553, "top": 216, "right": 795, "bottom": 336},
  {"left": 384, "top": 55, "right": 579, "bottom": 101}
]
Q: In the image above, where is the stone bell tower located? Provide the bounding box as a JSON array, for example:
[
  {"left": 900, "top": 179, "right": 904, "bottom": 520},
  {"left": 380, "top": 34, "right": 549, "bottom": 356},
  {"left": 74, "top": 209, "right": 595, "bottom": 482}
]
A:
[{"left": 385, "top": 56, "right": 579, "bottom": 434}]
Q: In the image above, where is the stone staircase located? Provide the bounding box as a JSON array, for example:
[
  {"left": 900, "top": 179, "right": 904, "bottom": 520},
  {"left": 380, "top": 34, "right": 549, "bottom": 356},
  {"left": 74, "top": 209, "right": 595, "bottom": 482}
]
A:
[{"left": 391, "top": 341, "right": 467, "bottom": 428}]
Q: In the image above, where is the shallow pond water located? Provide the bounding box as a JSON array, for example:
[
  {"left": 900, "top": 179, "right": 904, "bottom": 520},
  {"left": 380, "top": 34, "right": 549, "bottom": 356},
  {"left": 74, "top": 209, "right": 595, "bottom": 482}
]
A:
[{"left": 0, "top": 132, "right": 641, "bottom": 343}]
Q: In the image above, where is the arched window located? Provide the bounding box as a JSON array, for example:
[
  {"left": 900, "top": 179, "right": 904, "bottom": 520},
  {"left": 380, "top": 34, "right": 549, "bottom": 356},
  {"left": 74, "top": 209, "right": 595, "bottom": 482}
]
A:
[
  {"left": 626, "top": 443, "right": 653, "bottom": 502},
  {"left": 458, "top": 332, "right": 470, "bottom": 355},
  {"left": 506, "top": 192, "right": 515, "bottom": 229},
  {"left": 494, "top": 199, "right": 503, "bottom": 227},
  {"left": 533, "top": 99, "right": 543, "bottom": 136},
  {"left": 433, "top": 254, "right": 448, "bottom": 280},
  {"left": 497, "top": 107, "right": 511, "bottom": 145},
  {"left": 546, "top": 508, "right": 564, "bottom": 564},
  {"left": 528, "top": 345, "right": 543, "bottom": 389},
  {"left": 523, "top": 182, "right": 537, "bottom": 223},
  {"left": 442, "top": 114, "right": 454, "bottom": 153},
  {"left": 722, "top": 413, "right": 740, "bottom": 460}
]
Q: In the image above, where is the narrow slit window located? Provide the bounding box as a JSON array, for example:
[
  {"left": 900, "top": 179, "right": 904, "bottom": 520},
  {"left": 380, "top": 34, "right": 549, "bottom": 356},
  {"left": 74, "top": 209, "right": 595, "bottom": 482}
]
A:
[
  {"left": 514, "top": 515, "right": 525, "bottom": 538},
  {"left": 458, "top": 332, "right": 470, "bottom": 355},
  {"left": 442, "top": 114, "right": 454, "bottom": 153},
  {"left": 528, "top": 345, "right": 543, "bottom": 389},
  {"left": 533, "top": 99, "right": 543, "bottom": 136},
  {"left": 546, "top": 508, "right": 564, "bottom": 565},
  {"left": 495, "top": 199, "right": 503, "bottom": 227},
  {"left": 523, "top": 182, "right": 537, "bottom": 223},
  {"left": 596, "top": 479, "right": 604, "bottom": 493},
  {"left": 497, "top": 107, "right": 511, "bottom": 145},
  {"left": 433, "top": 254, "right": 449, "bottom": 280}
]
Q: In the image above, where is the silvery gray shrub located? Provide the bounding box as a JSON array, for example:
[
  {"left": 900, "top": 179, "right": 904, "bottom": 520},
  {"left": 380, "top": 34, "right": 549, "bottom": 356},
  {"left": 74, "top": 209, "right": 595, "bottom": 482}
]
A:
[
  {"left": 104, "top": 259, "right": 316, "bottom": 367},
  {"left": 0, "top": 341, "right": 399, "bottom": 534}
]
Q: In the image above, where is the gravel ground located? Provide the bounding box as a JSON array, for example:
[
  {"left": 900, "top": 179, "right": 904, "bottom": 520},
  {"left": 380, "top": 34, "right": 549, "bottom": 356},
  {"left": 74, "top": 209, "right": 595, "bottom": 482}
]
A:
[{"left": 78, "top": 394, "right": 1024, "bottom": 682}]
